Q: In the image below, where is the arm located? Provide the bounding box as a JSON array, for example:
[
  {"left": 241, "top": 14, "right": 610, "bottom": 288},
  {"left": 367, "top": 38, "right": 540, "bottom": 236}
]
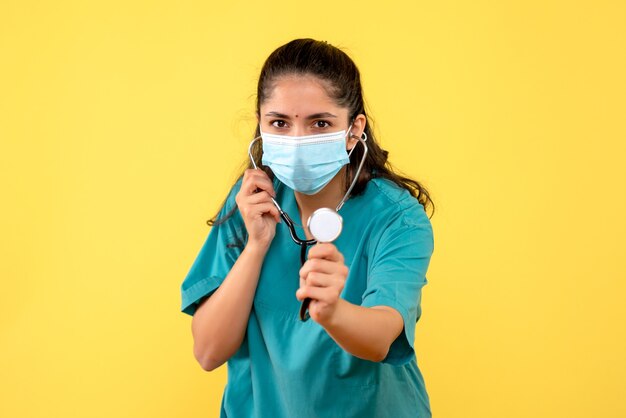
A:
[
  {"left": 191, "top": 243, "right": 267, "bottom": 371},
  {"left": 191, "top": 169, "right": 280, "bottom": 371},
  {"left": 323, "top": 302, "right": 403, "bottom": 362}
]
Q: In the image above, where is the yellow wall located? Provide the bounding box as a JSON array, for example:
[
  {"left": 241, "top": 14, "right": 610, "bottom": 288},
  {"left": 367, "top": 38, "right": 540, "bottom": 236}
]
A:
[{"left": 1, "top": 1, "right": 624, "bottom": 417}]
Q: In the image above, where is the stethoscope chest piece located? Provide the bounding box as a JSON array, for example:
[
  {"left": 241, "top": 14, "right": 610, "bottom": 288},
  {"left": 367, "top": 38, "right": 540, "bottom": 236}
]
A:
[{"left": 307, "top": 208, "right": 343, "bottom": 243}]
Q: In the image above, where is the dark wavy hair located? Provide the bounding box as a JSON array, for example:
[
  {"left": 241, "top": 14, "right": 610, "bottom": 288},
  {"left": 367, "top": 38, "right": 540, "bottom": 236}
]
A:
[{"left": 207, "top": 38, "right": 435, "bottom": 227}]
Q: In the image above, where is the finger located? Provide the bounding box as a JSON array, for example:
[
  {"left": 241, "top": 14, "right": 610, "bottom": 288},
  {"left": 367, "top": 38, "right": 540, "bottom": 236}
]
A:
[
  {"left": 242, "top": 202, "right": 280, "bottom": 223},
  {"left": 236, "top": 180, "right": 280, "bottom": 224},
  {"left": 296, "top": 285, "right": 339, "bottom": 304},
  {"left": 307, "top": 299, "right": 327, "bottom": 322},
  {"left": 299, "top": 258, "right": 345, "bottom": 279},
  {"left": 243, "top": 178, "right": 275, "bottom": 196},
  {"left": 307, "top": 243, "right": 344, "bottom": 263},
  {"left": 301, "top": 271, "right": 341, "bottom": 288},
  {"left": 254, "top": 202, "right": 280, "bottom": 223},
  {"left": 246, "top": 190, "right": 274, "bottom": 205},
  {"left": 243, "top": 169, "right": 276, "bottom": 196}
]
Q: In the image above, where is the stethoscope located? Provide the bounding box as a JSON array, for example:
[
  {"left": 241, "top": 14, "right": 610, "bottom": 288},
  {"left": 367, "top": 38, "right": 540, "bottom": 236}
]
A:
[{"left": 247, "top": 130, "right": 369, "bottom": 321}]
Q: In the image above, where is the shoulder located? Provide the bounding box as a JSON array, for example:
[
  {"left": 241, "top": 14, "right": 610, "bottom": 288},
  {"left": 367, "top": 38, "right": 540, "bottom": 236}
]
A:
[
  {"left": 218, "top": 176, "right": 244, "bottom": 210},
  {"left": 359, "top": 178, "right": 434, "bottom": 254},
  {"left": 364, "top": 178, "right": 435, "bottom": 265},
  {"left": 365, "top": 178, "right": 430, "bottom": 228},
  {"left": 227, "top": 176, "right": 244, "bottom": 199}
]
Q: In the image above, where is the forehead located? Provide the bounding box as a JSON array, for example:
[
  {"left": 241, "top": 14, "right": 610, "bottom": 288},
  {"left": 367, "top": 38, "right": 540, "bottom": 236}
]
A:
[{"left": 261, "top": 75, "right": 345, "bottom": 115}]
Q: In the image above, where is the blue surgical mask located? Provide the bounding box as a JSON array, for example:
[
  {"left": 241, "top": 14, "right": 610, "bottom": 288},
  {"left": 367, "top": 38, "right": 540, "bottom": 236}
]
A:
[{"left": 260, "top": 125, "right": 353, "bottom": 195}]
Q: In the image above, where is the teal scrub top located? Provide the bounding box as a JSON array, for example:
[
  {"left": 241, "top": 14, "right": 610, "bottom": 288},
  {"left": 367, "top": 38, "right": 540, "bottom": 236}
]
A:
[{"left": 180, "top": 176, "right": 435, "bottom": 418}]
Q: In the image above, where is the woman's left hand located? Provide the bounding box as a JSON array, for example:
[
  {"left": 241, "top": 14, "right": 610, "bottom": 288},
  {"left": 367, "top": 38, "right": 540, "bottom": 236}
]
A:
[{"left": 296, "top": 243, "right": 348, "bottom": 325}]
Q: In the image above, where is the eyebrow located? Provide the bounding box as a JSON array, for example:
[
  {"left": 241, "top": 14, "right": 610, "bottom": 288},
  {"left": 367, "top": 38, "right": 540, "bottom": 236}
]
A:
[{"left": 264, "top": 111, "right": 338, "bottom": 119}]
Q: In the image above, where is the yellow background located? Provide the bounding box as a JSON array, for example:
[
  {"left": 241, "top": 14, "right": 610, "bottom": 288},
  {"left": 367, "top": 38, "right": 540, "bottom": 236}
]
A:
[{"left": 1, "top": 1, "right": 624, "bottom": 417}]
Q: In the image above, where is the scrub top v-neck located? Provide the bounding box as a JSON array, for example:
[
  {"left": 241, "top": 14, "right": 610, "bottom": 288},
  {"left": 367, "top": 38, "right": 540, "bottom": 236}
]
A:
[{"left": 180, "top": 176, "right": 435, "bottom": 418}]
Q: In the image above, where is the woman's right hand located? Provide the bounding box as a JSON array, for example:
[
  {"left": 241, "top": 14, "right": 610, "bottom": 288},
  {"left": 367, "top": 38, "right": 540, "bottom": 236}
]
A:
[{"left": 235, "top": 169, "right": 281, "bottom": 251}]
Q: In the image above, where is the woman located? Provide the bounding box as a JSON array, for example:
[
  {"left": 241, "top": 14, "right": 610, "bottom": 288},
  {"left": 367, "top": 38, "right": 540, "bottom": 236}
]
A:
[{"left": 180, "top": 38, "right": 436, "bottom": 418}]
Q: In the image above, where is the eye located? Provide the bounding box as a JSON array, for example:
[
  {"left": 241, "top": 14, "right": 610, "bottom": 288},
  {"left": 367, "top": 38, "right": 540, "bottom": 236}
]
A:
[
  {"left": 270, "top": 120, "right": 288, "bottom": 128},
  {"left": 313, "top": 120, "right": 331, "bottom": 129}
]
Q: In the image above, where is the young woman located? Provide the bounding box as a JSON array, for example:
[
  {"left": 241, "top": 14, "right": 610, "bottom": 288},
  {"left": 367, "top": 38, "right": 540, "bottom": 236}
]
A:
[{"left": 180, "top": 38, "right": 436, "bottom": 418}]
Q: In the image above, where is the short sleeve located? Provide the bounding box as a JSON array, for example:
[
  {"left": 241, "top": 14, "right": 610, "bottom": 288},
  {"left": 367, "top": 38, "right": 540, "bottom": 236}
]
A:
[
  {"left": 361, "top": 202, "right": 434, "bottom": 366},
  {"left": 180, "top": 179, "right": 246, "bottom": 316}
]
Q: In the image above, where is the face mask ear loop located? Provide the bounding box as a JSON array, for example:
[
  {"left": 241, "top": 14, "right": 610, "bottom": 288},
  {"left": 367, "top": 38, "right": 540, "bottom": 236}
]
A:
[{"left": 346, "top": 123, "right": 362, "bottom": 159}]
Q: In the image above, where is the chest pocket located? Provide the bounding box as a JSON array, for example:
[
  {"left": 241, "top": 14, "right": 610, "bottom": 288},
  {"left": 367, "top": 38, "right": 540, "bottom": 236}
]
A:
[{"left": 252, "top": 229, "right": 304, "bottom": 315}]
